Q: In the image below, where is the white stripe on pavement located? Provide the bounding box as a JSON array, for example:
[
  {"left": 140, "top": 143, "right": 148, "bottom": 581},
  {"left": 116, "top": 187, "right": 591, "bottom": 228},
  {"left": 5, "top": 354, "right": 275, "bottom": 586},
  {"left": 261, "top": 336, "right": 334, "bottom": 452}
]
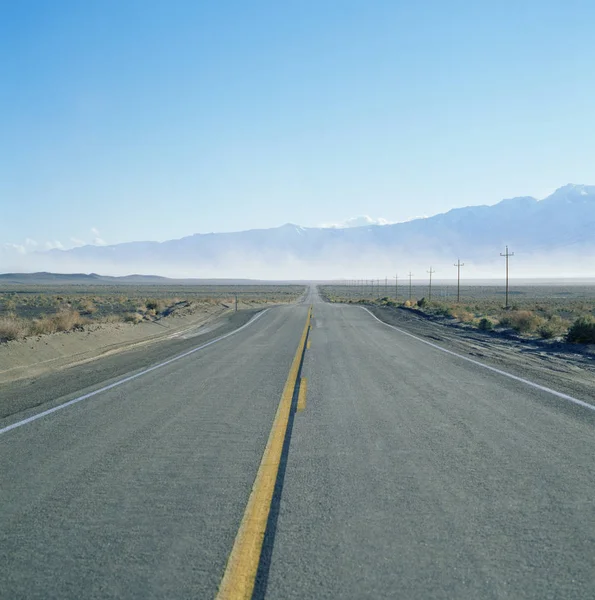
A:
[
  {"left": 0, "top": 309, "right": 270, "bottom": 436},
  {"left": 361, "top": 307, "right": 595, "bottom": 413}
]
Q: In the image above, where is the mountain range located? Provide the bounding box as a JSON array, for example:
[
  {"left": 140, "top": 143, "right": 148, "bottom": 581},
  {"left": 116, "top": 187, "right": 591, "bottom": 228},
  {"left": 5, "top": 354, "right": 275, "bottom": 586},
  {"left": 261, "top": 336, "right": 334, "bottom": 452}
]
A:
[{"left": 24, "top": 184, "right": 595, "bottom": 278}]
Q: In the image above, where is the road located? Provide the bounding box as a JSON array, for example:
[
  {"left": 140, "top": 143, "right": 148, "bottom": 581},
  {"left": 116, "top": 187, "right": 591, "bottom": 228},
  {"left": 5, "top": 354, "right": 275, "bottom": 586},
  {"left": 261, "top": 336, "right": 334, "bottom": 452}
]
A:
[{"left": 2, "top": 287, "right": 595, "bottom": 599}]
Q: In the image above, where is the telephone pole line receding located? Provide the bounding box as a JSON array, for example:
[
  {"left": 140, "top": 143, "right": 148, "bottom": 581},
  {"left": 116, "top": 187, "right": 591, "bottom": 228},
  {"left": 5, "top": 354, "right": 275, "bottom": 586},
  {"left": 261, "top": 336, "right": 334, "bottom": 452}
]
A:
[
  {"left": 395, "top": 273, "right": 398, "bottom": 302},
  {"left": 427, "top": 267, "right": 436, "bottom": 301},
  {"left": 454, "top": 259, "right": 464, "bottom": 303},
  {"left": 408, "top": 272, "right": 413, "bottom": 301},
  {"left": 500, "top": 246, "right": 514, "bottom": 308}
]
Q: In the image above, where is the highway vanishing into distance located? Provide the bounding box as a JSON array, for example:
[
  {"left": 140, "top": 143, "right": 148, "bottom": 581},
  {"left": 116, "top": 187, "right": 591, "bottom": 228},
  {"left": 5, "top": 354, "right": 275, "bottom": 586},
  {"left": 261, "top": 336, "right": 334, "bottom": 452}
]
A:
[{"left": 2, "top": 286, "right": 595, "bottom": 599}]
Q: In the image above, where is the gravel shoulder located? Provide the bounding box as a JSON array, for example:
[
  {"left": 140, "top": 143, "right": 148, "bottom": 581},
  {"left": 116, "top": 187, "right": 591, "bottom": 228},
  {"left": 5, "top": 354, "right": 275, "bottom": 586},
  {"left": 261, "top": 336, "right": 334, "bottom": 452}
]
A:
[{"left": 365, "top": 304, "right": 595, "bottom": 404}]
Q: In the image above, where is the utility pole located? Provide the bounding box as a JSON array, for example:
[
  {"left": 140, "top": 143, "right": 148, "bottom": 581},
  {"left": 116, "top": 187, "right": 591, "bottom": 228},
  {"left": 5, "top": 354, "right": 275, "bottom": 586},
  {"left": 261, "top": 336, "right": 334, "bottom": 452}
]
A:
[
  {"left": 500, "top": 246, "right": 514, "bottom": 308},
  {"left": 385, "top": 276, "right": 388, "bottom": 298},
  {"left": 427, "top": 267, "right": 435, "bottom": 301},
  {"left": 395, "top": 273, "right": 398, "bottom": 302},
  {"left": 408, "top": 272, "right": 413, "bottom": 301},
  {"left": 454, "top": 259, "right": 464, "bottom": 303},
  {"left": 235, "top": 293, "right": 238, "bottom": 312}
]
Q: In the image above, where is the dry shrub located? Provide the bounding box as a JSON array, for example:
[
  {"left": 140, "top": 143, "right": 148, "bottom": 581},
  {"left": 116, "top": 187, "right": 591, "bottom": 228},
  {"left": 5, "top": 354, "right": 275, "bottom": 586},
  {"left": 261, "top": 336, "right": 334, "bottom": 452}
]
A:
[
  {"left": 29, "top": 316, "right": 57, "bottom": 335},
  {"left": 124, "top": 312, "right": 143, "bottom": 324},
  {"left": 52, "top": 309, "right": 84, "bottom": 332},
  {"left": 499, "top": 310, "right": 543, "bottom": 333},
  {"left": 100, "top": 314, "right": 123, "bottom": 324},
  {"left": 0, "top": 316, "right": 27, "bottom": 341},
  {"left": 78, "top": 298, "right": 97, "bottom": 314},
  {"left": 30, "top": 310, "right": 86, "bottom": 335},
  {"left": 452, "top": 309, "right": 475, "bottom": 323}
]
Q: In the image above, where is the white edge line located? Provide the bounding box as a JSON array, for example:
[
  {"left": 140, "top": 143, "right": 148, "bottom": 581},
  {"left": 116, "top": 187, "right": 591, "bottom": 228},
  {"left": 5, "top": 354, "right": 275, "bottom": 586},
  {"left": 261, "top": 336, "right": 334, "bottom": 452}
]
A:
[
  {"left": 0, "top": 309, "right": 270, "bottom": 436},
  {"left": 361, "top": 307, "right": 595, "bottom": 413}
]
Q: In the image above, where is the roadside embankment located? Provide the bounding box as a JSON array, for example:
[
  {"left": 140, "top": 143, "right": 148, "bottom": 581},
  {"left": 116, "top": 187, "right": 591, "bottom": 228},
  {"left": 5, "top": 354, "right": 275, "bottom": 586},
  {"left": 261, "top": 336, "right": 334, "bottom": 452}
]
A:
[{"left": 0, "top": 299, "right": 268, "bottom": 385}]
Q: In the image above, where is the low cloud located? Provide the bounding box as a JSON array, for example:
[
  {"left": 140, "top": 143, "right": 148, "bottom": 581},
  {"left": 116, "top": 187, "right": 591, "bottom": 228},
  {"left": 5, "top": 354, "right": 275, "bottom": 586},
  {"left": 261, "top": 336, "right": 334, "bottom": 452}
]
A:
[
  {"left": 320, "top": 215, "right": 395, "bottom": 229},
  {"left": 3, "top": 243, "right": 26, "bottom": 255},
  {"left": 320, "top": 215, "right": 428, "bottom": 229},
  {"left": 44, "top": 240, "right": 65, "bottom": 250}
]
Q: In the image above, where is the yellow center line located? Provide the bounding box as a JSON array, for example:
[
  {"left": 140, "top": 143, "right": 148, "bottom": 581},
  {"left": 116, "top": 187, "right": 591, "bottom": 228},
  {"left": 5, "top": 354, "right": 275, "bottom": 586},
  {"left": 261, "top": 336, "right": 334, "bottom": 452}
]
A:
[
  {"left": 297, "top": 377, "right": 308, "bottom": 412},
  {"left": 216, "top": 305, "right": 312, "bottom": 600}
]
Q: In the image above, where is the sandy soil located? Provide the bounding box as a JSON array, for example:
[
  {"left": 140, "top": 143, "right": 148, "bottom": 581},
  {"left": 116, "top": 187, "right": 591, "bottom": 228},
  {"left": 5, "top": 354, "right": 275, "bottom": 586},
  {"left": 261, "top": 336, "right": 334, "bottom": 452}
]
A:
[{"left": 0, "top": 300, "right": 264, "bottom": 384}]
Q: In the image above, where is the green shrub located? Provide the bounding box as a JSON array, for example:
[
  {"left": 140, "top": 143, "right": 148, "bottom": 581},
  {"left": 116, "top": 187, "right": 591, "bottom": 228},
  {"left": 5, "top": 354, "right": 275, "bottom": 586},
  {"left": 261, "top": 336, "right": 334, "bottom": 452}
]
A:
[
  {"left": 567, "top": 315, "right": 595, "bottom": 343},
  {"left": 430, "top": 302, "right": 454, "bottom": 318},
  {"left": 478, "top": 317, "right": 494, "bottom": 331},
  {"left": 145, "top": 299, "right": 161, "bottom": 311},
  {"left": 538, "top": 315, "right": 568, "bottom": 339}
]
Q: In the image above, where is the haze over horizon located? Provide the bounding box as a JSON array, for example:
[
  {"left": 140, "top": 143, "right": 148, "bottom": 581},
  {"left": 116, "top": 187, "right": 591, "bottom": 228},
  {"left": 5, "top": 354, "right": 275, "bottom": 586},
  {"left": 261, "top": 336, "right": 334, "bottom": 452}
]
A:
[{"left": 1, "top": 183, "right": 594, "bottom": 279}]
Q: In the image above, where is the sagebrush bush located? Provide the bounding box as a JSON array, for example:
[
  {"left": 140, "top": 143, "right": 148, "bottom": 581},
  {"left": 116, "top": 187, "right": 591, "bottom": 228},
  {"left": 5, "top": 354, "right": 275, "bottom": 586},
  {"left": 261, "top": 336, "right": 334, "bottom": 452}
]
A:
[
  {"left": 478, "top": 317, "right": 495, "bottom": 331},
  {"left": 78, "top": 298, "right": 97, "bottom": 314},
  {"left": 538, "top": 315, "right": 568, "bottom": 339},
  {"left": 499, "top": 310, "right": 543, "bottom": 333},
  {"left": 567, "top": 316, "right": 595, "bottom": 343},
  {"left": 430, "top": 303, "right": 454, "bottom": 318}
]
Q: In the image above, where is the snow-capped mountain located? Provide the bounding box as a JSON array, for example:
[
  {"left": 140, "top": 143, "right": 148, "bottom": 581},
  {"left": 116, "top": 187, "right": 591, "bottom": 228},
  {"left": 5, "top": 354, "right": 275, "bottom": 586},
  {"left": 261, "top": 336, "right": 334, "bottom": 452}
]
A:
[{"left": 37, "top": 184, "right": 595, "bottom": 278}]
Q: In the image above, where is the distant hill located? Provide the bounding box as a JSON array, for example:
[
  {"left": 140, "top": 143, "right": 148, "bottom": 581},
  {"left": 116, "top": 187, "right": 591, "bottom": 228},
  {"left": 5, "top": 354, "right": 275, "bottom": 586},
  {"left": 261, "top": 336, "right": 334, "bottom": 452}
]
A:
[
  {"left": 12, "top": 183, "right": 595, "bottom": 278},
  {"left": 0, "top": 272, "right": 295, "bottom": 286}
]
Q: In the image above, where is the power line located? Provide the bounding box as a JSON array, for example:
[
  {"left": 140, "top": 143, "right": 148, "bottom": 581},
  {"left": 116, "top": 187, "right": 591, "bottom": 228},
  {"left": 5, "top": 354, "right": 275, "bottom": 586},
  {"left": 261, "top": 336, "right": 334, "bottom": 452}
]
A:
[
  {"left": 427, "top": 267, "right": 436, "bottom": 301},
  {"left": 500, "top": 246, "right": 514, "bottom": 308},
  {"left": 454, "top": 259, "right": 464, "bottom": 303}
]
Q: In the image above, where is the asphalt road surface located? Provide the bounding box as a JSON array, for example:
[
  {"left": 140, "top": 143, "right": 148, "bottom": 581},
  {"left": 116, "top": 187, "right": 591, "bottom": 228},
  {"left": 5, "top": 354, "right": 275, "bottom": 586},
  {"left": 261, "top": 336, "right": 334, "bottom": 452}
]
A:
[{"left": 2, "top": 287, "right": 595, "bottom": 599}]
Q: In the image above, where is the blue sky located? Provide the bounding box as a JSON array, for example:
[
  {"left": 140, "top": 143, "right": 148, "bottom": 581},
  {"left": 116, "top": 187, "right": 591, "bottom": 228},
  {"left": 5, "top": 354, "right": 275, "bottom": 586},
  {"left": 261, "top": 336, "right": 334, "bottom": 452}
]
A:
[{"left": 2, "top": 0, "right": 594, "bottom": 251}]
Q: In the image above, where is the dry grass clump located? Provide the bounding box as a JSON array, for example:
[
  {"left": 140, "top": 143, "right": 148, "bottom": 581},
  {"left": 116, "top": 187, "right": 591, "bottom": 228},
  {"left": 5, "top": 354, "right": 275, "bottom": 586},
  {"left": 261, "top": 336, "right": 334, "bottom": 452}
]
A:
[
  {"left": 499, "top": 310, "right": 544, "bottom": 334},
  {"left": 30, "top": 309, "right": 87, "bottom": 335},
  {"left": 124, "top": 312, "right": 144, "bottom": 324},
  {"left": 99, "top": 314, "right": 123, "bottom": 324},
  {"left": 450, "top": 308, "right": 475, "bottom": 323},
  {"left": 0, "top": 315, "right": 27, "bottom": 341},
  {"left": 78, "top": 298, "right": 97, "bottom": 314}
]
